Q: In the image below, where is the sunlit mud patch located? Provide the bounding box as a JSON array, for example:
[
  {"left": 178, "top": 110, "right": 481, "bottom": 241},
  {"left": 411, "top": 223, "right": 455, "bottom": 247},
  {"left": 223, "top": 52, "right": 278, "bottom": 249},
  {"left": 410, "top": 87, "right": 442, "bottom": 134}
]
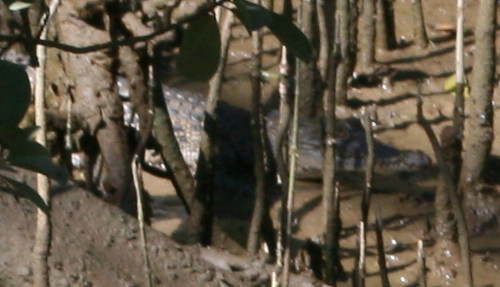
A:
[{"left": 144, "top": 164, "right": 500, "bottom": 287}]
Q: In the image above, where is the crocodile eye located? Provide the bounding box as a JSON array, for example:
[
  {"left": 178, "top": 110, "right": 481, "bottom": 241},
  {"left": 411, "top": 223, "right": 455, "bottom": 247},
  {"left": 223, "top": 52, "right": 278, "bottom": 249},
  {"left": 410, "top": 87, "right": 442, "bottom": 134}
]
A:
[{"left": 336, "top": 127, "right": 350, "bottom": 139}]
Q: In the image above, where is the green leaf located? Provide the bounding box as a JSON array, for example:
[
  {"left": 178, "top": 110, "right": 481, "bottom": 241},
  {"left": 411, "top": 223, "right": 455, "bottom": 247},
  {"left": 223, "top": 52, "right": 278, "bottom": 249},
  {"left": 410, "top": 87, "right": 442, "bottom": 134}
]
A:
[
  {"left": 231, "top": 0, "right": 273, "bottom": 31},
  {"left": 2, "top": 0, "right": 34, "bottom": 10},
  {"left": 8, "top": 0, "right": 32, "bottom": 10},
  {"left": 267, "top": 13, "right": 313, "bottom": 63},
  {"left": 0, "top": 60, "right": 31, "bottom": 127},
  {"left": 0, "top": 175, "right": 49, "bottom": 214},
  {"left": 177, "top": 13, "right": 221, "bottom": 81},
  {"left": 7, "top": 140, "right": 68, "bottom": 184},
  {"left": 0, "top": 125, "right": 39, "bottom": 149},
  {"left": 0, "top": 159, "right": 16, "bottom": 172}
]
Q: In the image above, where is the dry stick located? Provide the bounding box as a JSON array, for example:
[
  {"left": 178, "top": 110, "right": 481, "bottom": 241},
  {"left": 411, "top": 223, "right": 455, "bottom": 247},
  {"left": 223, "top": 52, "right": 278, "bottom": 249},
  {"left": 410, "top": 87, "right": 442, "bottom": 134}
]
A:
[
  {"left": 440, "top": 0, "right": 465, "bottom": 235},
  {"left": 353, "top": 221, "right": 366, "bottom": 287},
  {"left": 453, "top": 0, "right": 466, "bottom": 135},
  {"left": 132, "top": 156, "right": 152, "bottom": 287},
  {"left": 315, "top": 0, "right": 329, "bottom": 80},
  {"left": 332, "top": 183, "right": 344, "bottom": 278},
  {"left": 375, "top": 0, "right": 396, "bottom": 50},
  {"left": 459, "top": 0, "right": 496, "bottom": 193},
  {"left": 275, "top": 46, "right": 291, "bottom": 268},
  {"left": 411, "top": 0, "right": 428, "bottom": 48},
  {"left": 296, "top": 0, "right": 317, "bottom": 118},
  {"left": 359, "top": 222, "right": 366, "bottom": 287},
  {"left": 276, "top": 0, "right": 295, "bottom": 267},
  {"left": 360, "top": 106, "right": 375, "bottom": 225},
  {"left": 281, "top": 51, "right": 303, "bottom": 287},
  {"left": 322, "top": 15, "right": 341, "bottom": 284},
  {"left": 417, "top": 239, "right": 427, "bottom": 287},
  {"left": 335, "top": 0, "right": 351, "bottom": 106},
  {"left": 129, "top": 43, "right": 158, "bottom": 287},
  {"left": 356, "top": 106, "right": 375, "bottom": 287},
  {"left": 64, "top": 98, "right": 72, "bottom": 154},
  {"left": 248, "top": 12, "right": 268, "bottom": 255},
  {"left": 431, "top": 0, "right": 465, "bottom": 260},
  {"left": 416, "top": 93, "right": 472, "bottom": 287},
  {"left": 375, "top": 0, "right": 388, "bottom": 50},
  {"left": 358, "top": 0, "right": 376, "bottom": 69},
  {"left": 375, "top": 209, "right": 391, "bottom": 287},
  {"left": 279, "top": 0, "right": 298, "bottom": 279},
  {"left": 32, "top": 1, "right": 61, "bottom": 286},
  {"left": 357, "top": 118, "right": 373, "bottom": 287},
  {"left": 271, "top": 272, "right": 278, "bottom": 287}
]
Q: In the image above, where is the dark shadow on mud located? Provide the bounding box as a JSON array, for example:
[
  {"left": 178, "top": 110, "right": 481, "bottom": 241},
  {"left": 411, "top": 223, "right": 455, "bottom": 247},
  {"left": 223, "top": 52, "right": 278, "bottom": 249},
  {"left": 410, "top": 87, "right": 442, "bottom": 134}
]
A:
[
  {"left": 341, "top": 211, "right": 432, "bottom": 239},
  {"left": 368, "top": 259, "right": 417, "bottom": 276},
  {"left": 292, "top": 195, "right": 323, "bottom": 233},
  {"left": 338, "top": 169, "right": 438, "bottom": 194},
  {"left": 348, "top": 67, "right": 473, "bottom": 108},
  {"left": 350, "top": 68, "right": 431, "bottom": 89},
  {"left": 484, "top": 155, "right": 500, "bottom": 184},
  {"left": 380, "top": 38, "right": 475, "bottom": 65},
  {"left": 374, "top": 115, "right": 450, "bottom": 132},
  {"left": 347, "top": 92, "right": 434, "bottom": 109},
  {"left": 149, "top": 195, "right": 186, "bottom": 219}
]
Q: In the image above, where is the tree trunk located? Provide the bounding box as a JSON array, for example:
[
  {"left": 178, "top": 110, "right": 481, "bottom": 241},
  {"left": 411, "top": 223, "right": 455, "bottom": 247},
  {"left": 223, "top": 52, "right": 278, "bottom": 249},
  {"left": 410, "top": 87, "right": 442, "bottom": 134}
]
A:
[
  {"left": 460, "top": 0, "right": 496, "bottom": 227},
  {"left": 322, "top": 38, "right": 341, "bottom": 284},
  {"left": 412, "top": 0, "right": 428, "bottom": 47},
  {"left": 297, "top": 0, "right": 319, "bottom": 117},
  {"left": 376, "top": 0, "right": 396, "bottom": 50},
  {"left": 358, "top": 0, "right": 376, "bottom": 69},
  {"left": 434, "top": 126, "right": 460, "bottom": 260},
  {"left": 55, "top": 1, "right": 134, "bottom": 211},
  {"left": 335, "top": 0, "right": 354, "bottom": 105}
]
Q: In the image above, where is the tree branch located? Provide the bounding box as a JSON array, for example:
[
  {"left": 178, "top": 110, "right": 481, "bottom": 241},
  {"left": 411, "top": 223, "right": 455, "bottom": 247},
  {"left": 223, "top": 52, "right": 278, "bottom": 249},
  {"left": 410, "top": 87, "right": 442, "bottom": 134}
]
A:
[{"left": 0, "top": 1, "right": 227, "bottom": 54}]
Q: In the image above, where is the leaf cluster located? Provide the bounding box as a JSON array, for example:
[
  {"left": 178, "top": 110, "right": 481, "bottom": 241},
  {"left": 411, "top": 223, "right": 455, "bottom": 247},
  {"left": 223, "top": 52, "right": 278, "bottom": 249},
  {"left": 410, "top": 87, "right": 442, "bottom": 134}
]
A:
[
  {"left": 177, "top": 0, "right": 313, "bottom": 80},
  {"left": 0, "top": 60, "right": 68, "bottom": 213}
]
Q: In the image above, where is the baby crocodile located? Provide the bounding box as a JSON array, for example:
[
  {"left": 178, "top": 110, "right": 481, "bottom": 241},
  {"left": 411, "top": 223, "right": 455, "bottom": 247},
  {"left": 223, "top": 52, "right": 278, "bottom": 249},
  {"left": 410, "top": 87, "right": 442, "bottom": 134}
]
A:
[{"left": 155, "top": 86, "right": 432, "bottom": 179}]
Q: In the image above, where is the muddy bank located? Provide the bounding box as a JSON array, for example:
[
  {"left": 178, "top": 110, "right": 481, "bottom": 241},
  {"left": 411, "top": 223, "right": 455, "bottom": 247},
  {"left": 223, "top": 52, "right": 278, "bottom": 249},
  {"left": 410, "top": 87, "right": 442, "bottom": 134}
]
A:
[{"left": 0, "top": 171, "right": 319, "bottom": 287}]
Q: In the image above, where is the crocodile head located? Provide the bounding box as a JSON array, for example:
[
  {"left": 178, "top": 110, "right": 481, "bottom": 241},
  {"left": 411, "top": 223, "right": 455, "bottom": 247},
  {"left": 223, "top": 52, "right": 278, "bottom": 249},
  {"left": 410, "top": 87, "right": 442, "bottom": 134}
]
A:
[{"left": 266, "top": 112, "right": 432, "bottom": 179}]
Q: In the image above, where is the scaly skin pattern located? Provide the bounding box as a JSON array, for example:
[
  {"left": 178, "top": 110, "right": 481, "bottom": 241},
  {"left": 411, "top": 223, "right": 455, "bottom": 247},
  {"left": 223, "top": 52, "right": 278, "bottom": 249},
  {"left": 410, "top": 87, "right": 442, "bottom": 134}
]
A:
[{"left": 158, "top": 86, "right": 432, "bottom": 179}]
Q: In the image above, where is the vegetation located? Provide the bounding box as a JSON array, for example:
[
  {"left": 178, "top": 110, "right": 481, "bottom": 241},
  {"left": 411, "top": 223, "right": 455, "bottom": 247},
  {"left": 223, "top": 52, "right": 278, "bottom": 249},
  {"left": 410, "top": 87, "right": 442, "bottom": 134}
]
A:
[
  {"left": 0, "top": 60, "right": 67, "bottom": 212},
  {"left": 0, "top": 0, "right": 498, "bottom": 286}
]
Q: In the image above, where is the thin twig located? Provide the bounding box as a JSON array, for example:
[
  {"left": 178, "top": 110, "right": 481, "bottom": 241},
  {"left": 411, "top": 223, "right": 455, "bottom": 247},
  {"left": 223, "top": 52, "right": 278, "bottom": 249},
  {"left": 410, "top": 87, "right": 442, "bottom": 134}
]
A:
[
  {"left": 416, "top": 90, "right": 472, "bottom": 287},
  {"left": 417, "top": 239, "right": 427, "bottom": 287},
  {"left": 129, "top": 42, "right": 157, "bottom": 287},
  {"left": 360, "top": 106, "right": 375, "bottom": 225},
  {"left": 375, "top": 207, "right": 391, "bottom": 287},
  {"left": 277, "top": 0, "right": 295, "bottom": 268},
  {"left": 32, "top": 0, "right": 61, "bottom": 286},
  {"left": 275, "top": 45, "right": 291, "bottom": 268},
  {"left": 248, "top": 12, "right": 269, "bottom": 255},
  {"left": 281, "top": 35, "right": 303, "bottom": 287},
  {"left": 412, "top": 0, "right": 429, "bottom": 47},
  {"left": 353, "top": 221, "right": 366, "bottom": 287},
  {"left": 322, "top": 14, "right": 342, "bottom": 284},
  {"left": 453, "top": 0, "right": 466, "bottom": 136},
  {"left": 132, "top": 155, "right": 152, "bottom": 287}
]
